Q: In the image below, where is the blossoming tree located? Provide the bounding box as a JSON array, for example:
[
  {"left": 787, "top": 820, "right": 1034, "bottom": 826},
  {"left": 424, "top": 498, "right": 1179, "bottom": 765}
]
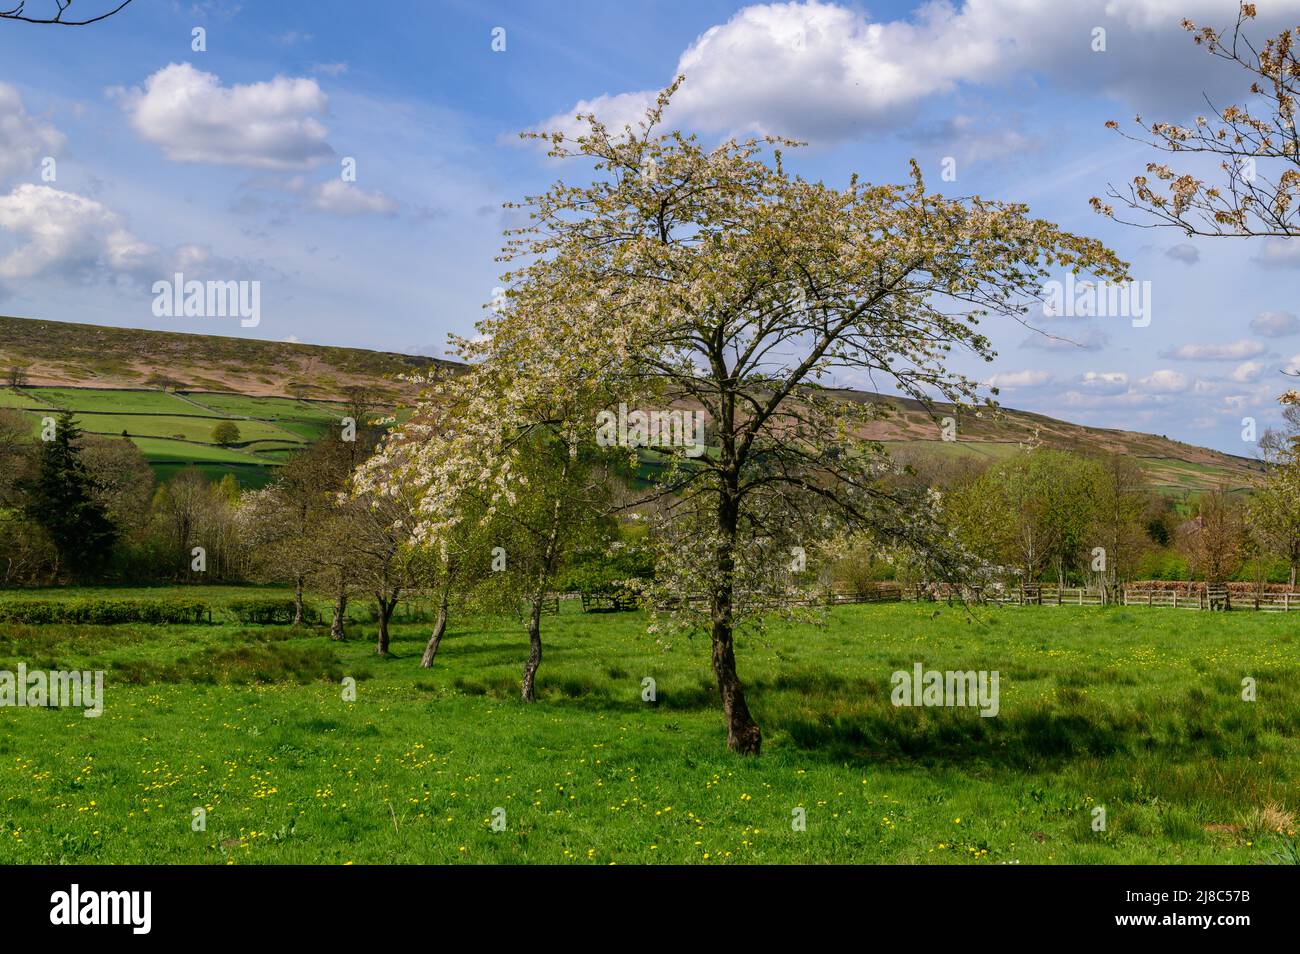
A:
[{"left": 367, "top": 81, "right": 1126, "bottom": 752}]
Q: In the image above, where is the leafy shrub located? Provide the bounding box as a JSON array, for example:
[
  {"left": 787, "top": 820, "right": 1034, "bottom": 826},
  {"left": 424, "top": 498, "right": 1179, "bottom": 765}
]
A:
[
  {"left": 555, "top": 540, "right": 654, "bottom": 602},
  {"left": 0, "top": 597, "right": 208, "bottom": 625},
  {"left": 227, "top": 597, "right": 318, "bottom": 625}
]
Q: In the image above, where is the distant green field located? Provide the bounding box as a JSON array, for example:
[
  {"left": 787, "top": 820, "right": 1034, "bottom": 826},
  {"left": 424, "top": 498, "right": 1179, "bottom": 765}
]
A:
[
  {"left": 125, "top": 436, "right": 275, "bottom": 464},
  {"left": 0, "top": 389, "right": 44, "bottom": 409},
  {"left": 1, "top": 385, "right": 391, "bottom": 486},
  {"left": 182, "top": 393, "right": 344, "bottom": 419},
  {"left": 36, "top": 388, "right": 200, "bottom": 415}
]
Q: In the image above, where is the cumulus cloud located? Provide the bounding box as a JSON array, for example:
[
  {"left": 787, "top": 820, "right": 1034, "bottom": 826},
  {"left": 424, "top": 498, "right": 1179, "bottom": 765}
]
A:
[
  {"left": 986, "top": 369, "right": 1052, "bottom": 388},
  {"left": 1254, "top": 238, "right": 1300, "bottom": 269},
  {"left": 533, "top": 0, "right": 1300, "bottom": 144},
  {"left": 1164, "top": 243, "right": 1199, "bottom": 264},
  {"left": 1229, "top": 360, "right": 1267, "bottom": 383},
  {"left": 1078, "top": 371, "right": 1129, "bottom": 394},
  {"left": 307, "top": 179, "right": 399, "bottom": 216},
  {"left": 1161, "top": 339, "right": 1266, "bottom": 361},
  {"left": 0, "top": 185, "right": 263, "bottom": 289},
  {"left": 114, "top": 63, "right": 332, "bottom": 170},
  {"left": 0, "top": 84, "right": 64, "bottom": 185},
  {"left": 1250, "top": 310, "right": 1300, "bottom": 338},
  {"left": 1139, "top": 369, "right": 1189, "bottom": 393},
  {"left": 0, "top": 184, "right": 156, "bottom": 281}
]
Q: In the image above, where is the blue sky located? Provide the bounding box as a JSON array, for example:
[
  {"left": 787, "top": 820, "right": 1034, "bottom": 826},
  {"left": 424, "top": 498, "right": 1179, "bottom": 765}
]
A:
[{"left": 1, "top": 0, "right": 1298, "bottom": 454}]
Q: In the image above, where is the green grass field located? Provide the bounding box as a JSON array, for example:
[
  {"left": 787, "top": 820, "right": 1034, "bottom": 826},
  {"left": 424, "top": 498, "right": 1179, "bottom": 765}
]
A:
[
  {"left": 1, "top": 386, "right": 371, "bottom": 485},
  {"left": 1, "top": 593, "right": 1297, "bottom": 864}
]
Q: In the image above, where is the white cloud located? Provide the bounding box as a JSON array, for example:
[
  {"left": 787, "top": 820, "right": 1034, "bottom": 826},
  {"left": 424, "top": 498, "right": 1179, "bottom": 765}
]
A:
[
  {"left": 534, "top": 1, "right": 1300, "bottom": 144},
  {"left": 1138, "top": 369, "right": 1189, "bottom": 393},
  {"left": 307, "top": 180, "right": 399, "bottom": 216},
  {"left": 1164, "top": 243, "right": 1199, "bottom": 264},
  {"left": 0, "top": 184, "right": 156, "bottom": 281},
  {"left": 114, "top": 63, "right": 332, "bottom": 170},
  {"left": 0, "top": 186, "right": 261, "bottom": 289},
  {"left": 1255, "top": 238, "right": 1300, "bottom": 269},
  {"left": 1250, "top": 310, "right": 1300, "bottom": 338},
  {"left": 986, "top": 369, "right": 1052, "bottom": 388},
  {"left": 1161, "top": 339, "right": 1266, "bottom": 361},
  {"left": 1078, "top": 371, "right": 1128, "bottom": 394},
  {"left": 0, "top": 84, "right": 64, "bottom": 185},
  {"left": 1229, "top": 360, "right": 1266, "bottom": 383}
]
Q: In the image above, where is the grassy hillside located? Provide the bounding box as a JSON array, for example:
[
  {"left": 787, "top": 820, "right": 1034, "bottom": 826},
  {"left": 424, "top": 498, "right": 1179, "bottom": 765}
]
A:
[
  {"left": 0, "top": 314, "right": 452, "bottom": 402},
  {"left": 825, "top": 388, "right": 1266, "bottom": 493},
  {"left": 0, "top": 314, "right": 1267, "bottom": 492}
]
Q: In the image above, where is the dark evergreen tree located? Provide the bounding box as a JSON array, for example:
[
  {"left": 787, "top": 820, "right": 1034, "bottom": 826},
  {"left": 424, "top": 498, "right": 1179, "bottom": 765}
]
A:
[{"left": 22, "top": 411, "right": 118, "bottom": 578}]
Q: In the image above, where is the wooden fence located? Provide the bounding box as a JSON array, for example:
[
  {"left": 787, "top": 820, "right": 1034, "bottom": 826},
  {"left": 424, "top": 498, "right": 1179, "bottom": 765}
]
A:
[
  {"left": 907, "top": 582, "right": 1300, "bottom": 612},
  {"left": 584, "top": 581, "right": 1300, "bottom": 613}
]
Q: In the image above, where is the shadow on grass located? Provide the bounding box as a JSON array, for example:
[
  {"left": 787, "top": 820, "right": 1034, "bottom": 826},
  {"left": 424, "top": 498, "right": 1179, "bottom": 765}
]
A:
[
  {"left": 768, "top": 680, "right": 1300, "bottom": 771},
  {"left": 110, "top": 641, "right": 354, "bottom": 686}
]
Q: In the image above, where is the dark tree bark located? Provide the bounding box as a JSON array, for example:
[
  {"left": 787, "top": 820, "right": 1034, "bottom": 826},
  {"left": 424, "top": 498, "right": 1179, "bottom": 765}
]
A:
[
  {"left": 518, "top": 477, "right": 566, "bottom": 702},
  {"left": 375, "top": 590, "right": 399, "bottom": 655},
  {"left": 420, "top": 578, "right": 452, "bottom": 669},
  {"left": 521, "top": 597, "right": 544, "bottom": 702},
  {"left": 710, "top": 489, "right": 761, "bottom": 755},
  {"left": 330, "top": 585, "right": 347, "bottom": 641},
  {"left": 292, "top": 575, "right": 305, "bottom": 626}
]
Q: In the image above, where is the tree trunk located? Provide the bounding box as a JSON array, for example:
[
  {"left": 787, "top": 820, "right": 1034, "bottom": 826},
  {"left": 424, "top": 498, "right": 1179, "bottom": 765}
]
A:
[
  {"left": 711, "top": 614, "right": 761, "bottom": 754},
  {"left": 710, "top": 491, "right": 761, "bottom": 755},
  {"left": 520, "top": 598, "right": 543, "bottom": 702},
  {"left": 293, "top": 576, "right": 305, "bottom": 626},
  {"left": 330, "top": 585, "right": 347, "bottom": 641},
  {"left": 1290, "top": 560, "right": 1297, "bottom": 591},
  {"left": 519, "top": 485, "right": 566, "bottom": 702},
  {"left": 376, "top": 594, "right": 394, "bottom": 655},
  {"left": 420, "top": 583, "right": 451, "bottom": 669}
]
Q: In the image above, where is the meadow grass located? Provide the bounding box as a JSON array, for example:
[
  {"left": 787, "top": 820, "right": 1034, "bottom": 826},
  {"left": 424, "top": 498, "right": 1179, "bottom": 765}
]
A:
[{"left": 0, "top": 596, "right": 1297, "bottom": 864}]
